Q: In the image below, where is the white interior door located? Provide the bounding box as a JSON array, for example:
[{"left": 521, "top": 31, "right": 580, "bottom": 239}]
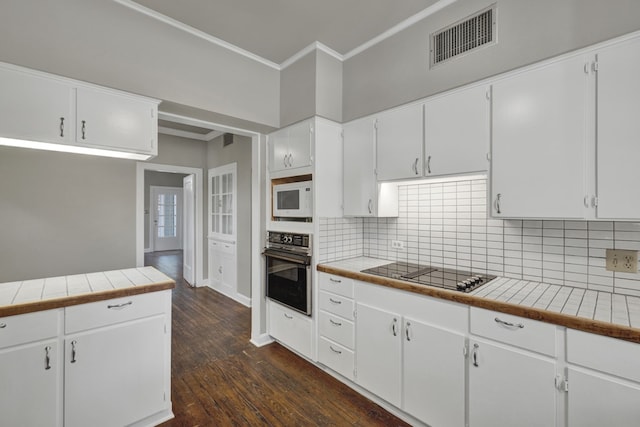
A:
[
  {"left": 183, "top": 175, "right": 195, "bottom": 285},
  {"left": 151, "top": 186, "right": 182, "bottom": 252}
]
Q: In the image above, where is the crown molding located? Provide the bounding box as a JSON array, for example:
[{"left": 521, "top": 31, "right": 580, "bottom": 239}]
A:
[
  {"left": 114, "top": 0, "right": 456, "bottom": 69},
  {"left": 343, "top": 0, "right": 457, "bottom": 60},
  {"left": 113, "top": 0, "right": 280, "bottom": 70}
]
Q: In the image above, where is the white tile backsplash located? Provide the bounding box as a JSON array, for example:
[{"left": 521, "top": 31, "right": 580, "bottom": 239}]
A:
[{"left": 320, "top": 177, "right": 640, "bottom": 297}]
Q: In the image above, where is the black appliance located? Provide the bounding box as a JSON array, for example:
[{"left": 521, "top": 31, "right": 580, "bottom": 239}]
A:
[
  {"left": 263, "top": 231, "right": 312, "bottom": 316},
  {"left": 361, "top": 261, "right": 495, "bottom": 293}
]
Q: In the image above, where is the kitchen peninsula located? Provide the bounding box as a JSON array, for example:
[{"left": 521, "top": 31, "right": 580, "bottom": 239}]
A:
[{"left": 0, "top": 267, "right": 175, "bottom": 427}]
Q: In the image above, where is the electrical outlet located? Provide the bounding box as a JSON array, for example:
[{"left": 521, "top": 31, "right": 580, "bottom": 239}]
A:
[
  {"left": 606, "top": 249, "right": 638, "bottom": 273},
  {"left": 390, "top": 240, "right": 405, "bottom": 250}
]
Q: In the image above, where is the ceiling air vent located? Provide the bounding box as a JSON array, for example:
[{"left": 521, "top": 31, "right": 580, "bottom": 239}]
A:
[
  {"left": 430, "top": 4, "right": 496, "bottom": 67},
  {"left": 223, "top": 133, "right": 234, "bottom": 146}
]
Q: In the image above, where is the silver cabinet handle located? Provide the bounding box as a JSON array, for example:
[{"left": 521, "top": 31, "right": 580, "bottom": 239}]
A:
[
  {"left": 495, "top": 193, "right": 502, "bottom": 214},
  {"left": 219, "top": 266, "right": 223, "bottom": 274},
  {"left": 411, "top": 157, "right": 419, "bottom": 175},
  {"left": 427, "top": 155, "right": 432, "bottom": 174},
  {"left": 45, "top": 346, "right": 52, "bottom": 370},
  {"left": 329, "top": 298, "right": 342, "bottom": 305},
  {"left": 329, "top": 277, "right": 342, "bottom": 283},
  {"left": 329, "top": 345, "right": 342, "bottom": 355},
  {"left": 107, "top": 301, "right": 132, "bottom": 310},
  {"left": 283, "top": 154, "right": 287, "bottom": 167},
  {"left": 405, "top": 321, "right": 411, "bottom": 341},
  {"left": 71, "top": 340, "right": 78, "bottom": 363},
  {"left": 392, "top": 318, "right": 398, "bottom": 336},
  {"left": 329, "top": 319, "right": 342, "bottom": 327},
  {"left": 59, "top": 117, "right": 65, "bottom": 137},
  {"left": 472, "top": 343, "right": 479, "bottom": 367},
  {"left": 81, "top": 120, "right": 86, "bottom": 140},
  {"left": 284, "top": 313, "right": 293, "bottom": 319},
  {"left": 494, "top": 317, "right": 524, "bottom": 329},
  {"left": 368, "top": 199, "right": 373, "bottom": 214},
  {"left": 0, "top": 323, "right": 6, "bottom": 329}
]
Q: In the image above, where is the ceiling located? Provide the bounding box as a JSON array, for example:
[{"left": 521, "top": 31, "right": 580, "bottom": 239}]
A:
[{"left": 130, "top": 0, "right": 441, "bottom": 64}]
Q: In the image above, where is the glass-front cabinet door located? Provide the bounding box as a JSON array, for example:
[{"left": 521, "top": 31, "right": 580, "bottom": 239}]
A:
[{"left": 208, "top": 163, "right": 237, "bottom": 241}]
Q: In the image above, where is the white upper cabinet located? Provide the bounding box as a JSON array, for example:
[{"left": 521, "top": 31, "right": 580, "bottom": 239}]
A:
[
  {"left": 595, "top": 37, "right": 640, "bottom": 219},
  {"left": 0, "top": 66, "right": 73, "bottom": 145},
  {"left": 268, "top": 119, "right": 312, "bottom": 174},
  {"left": 343, "top": 117, "right": 398, "bottom": 217},
  {"left": 376, "top": 103, "right": 424, "bottom": 181},
  {"left": 424, "top": 84, "right": 489, "bottom": 177},
  {"left": 491, "top": 54, "right": 588, "bottom": 219},
  {"left": 0, "top": 62, "right": 159, "bottom": 158},
  {"left": 75, "top": 87, "right": 157, "bottom": 154}
]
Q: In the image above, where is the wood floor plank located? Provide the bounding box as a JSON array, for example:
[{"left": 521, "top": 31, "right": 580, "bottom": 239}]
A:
[{"left": 146, "top": 250, "right": 409, "bottom": 427}]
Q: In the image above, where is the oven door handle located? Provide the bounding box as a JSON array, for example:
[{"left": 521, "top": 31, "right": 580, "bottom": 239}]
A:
[{"left": 263, "top": 248, "right": 310, "bottom": 265}]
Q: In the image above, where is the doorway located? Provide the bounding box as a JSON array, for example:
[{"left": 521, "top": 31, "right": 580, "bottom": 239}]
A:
[{"left": 150, "top": 185, "right": 183, "bottom": 252}]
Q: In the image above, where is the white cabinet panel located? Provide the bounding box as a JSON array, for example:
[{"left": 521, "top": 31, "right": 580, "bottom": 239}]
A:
[
  {"left": 0, "top": 309, "right": 59, "bottom": 347},
  {"left": 65, "top": 316, "right": 166, "bottom": 427},
  {"left": 0, "top": 340, "right": 60, "bottom": 427},
  {"left": 491, "top": 55, "right": 588, "bottom": 218},
  {"left": 376, "top": 103, "right": 424, "bottom": 181},
  {"left": 319, "top": 311, "right": 354, "bottom": 348},
  {"left": 403, "top": 318, "right": 466, "bottom": 427},
  {"left": 355, "top": 302, "right": 402, "bottom": 407},
  {"left": 425, "top": 84, "right": 489, "bottom": 177},
  {"left": 318, "top": 337, "right": 355, "bottom": 381},
  {"left": 469, "top": 338, "right": 557, "bottom": 427},
  {"left": 268, "top": 301, "right": 312, "bottom": 359},
  {"left": 319, "top": 291, "right": 354, "bottom": 320},
  {"left": 268, "top": 120, "right": 312, "bottom": 173},
  {"left": 0, "top": 67, "right": 73, "bottom": 144},
  {"left": 595, "top": 37, "right": 640, "bottom": 219},
  {"left": 76, "top": 87, "right": 156, "bottom": 154},
  {"left": 318, "top": 272, "right": 354, "bottom": 298},
  {"left": 568, "top": 368, "right": 640, "bottom": 427}
]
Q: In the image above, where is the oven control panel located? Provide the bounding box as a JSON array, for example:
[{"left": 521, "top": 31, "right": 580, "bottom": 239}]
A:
[{"left": 267, "top": 232, "right": 310, "bottom": 250}]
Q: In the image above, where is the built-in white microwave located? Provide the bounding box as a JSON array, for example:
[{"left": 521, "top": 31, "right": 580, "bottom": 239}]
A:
[{"left": 272, "top": 180, "right": 313, "bottom": 218}]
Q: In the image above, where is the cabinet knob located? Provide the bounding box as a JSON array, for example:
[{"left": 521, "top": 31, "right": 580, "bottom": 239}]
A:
[
  {"left": 59, "top": 117, "right": 65, "bottom": 137},
  {"left": 81, "top": 120, "right": 86, "bottom": 140},
  {"left": 392, "top": 318, "right": 398, "bottom": 336},
  {"left": 71, "top": 340, "right": 78, "bottom": 364},
  {"left": 495, "top": 193, "right": 502, "bottom": 214},
  {"left": 45, "top": 346, "right": 52, "bottom": 370},
  {"left": 472, "top": 343, "right": 480, "bottom": 367},
  {"left": 427, "top": 155, "right": 432, "bottom": 174}
]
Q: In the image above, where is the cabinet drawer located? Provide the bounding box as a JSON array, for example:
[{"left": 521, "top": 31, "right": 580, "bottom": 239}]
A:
[
  {"left": 65, "top": 291, "right": 168, "bottom": 334},
  {"left": 470, "top": 307, "right": 557, "bottom": 357},
  {"left": 567, "top": 329, "right": 640, "bottom": 383},
  {"left": 268, "top": 301, "right": 312, "bottom": 359},
  {"left": 210, "top": 240, "right": 235, "bottom": 255},
  {"left": 0, "top": 309, "right": 60, "bottom": 348},
  {"left": 319, "top": 291, "right": 354, "bottom": 320},
  {"left": 319, "top": 311, "right": 354, "bottom": 348},
  {"left": 318, "top": 273, "right": 354, "bottom": 298},
  {"left": 318, "top": 337, "right": 354, "bottom": 381}
]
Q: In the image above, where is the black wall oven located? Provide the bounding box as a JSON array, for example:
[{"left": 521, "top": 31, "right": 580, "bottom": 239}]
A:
[{"left": 264, "top": 232, "right": 311, "bottom": 316}]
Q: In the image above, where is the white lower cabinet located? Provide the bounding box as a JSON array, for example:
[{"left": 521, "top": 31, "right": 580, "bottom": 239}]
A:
[
  {"left": 403, "top": 317, "right": 466, "bottom": 427},
  {"left": 0, "top": 339, "right": 61, "bottom": 426},
  {"left": 355, "top": 301, "right": 402, "bottom": 407},
  {"left": 209, "top": 239, "right": 237, "bottom": 295},
  {"left": 268, "top": 300, "right": 312, "bottom": 359},
  {"left": 566, "top": 329, "right": 640, "bottom": 426},
  {"left": 468, "top": 338, "right": 557, "bottom": 427},
  {"left": 65, "top": 316, "right": 166, "bottom": 427}
]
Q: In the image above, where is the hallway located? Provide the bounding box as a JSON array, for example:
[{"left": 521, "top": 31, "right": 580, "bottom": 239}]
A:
[{"left": 145, "top": 251, "right": 408, "bottom": 426}]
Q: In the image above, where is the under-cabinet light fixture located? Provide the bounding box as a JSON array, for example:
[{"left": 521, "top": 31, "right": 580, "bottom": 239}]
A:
[{"left": 0, "top": 137, "right": 152, "bottom": 160}]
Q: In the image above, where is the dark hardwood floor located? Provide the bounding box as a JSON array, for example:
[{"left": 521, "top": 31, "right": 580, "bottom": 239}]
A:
[{"left": 145, "top": 250, "right": 409, "bottom": 427}]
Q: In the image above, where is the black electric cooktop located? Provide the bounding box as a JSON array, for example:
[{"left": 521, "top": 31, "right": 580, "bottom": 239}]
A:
[{"left": 361, "top": 262, "right": 495, "bottom": 293}]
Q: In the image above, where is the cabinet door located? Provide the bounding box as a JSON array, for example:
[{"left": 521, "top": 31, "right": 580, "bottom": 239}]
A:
[
  {"left": 268, "top": 127, "right": 289, "bottom": 173},
  {"left": 376, "top": 104, "right": 424, "bottom": 181},
  {"left": 425, "top": 85, "right": 489, "bottom": 177},
  {"left": 287, "top": 120, "right": 312, "bottom": 170},
  {"left": 355, "top": 302, "right": 401, "bottom": 407},
  {"left": 567, "top": 368, "right": 640, "bottom": 427},
  {"left": 0, "top": 340, "right": 60, "bottom": 427},
  {"left": 491, "top": 55, "right": 588, "bottom": 218},
  {"left": 209, "top": 241, "right": 223, "bottom": 285},
  {"left": 469, "top": 339, "right": 557, "bottom": 427},
  {"left": 76, "top": 87, "right": 156, "bottom": 154},
  {"left": 0, "top": 67, "right": 72, "bottom": 144},
  {"left": 343, "top": 118, "right": 376, "bottom": 216},
  {"left": 65, "top": 316, "right": 166, "bottom": 427},
  {"left": 403, "top": 318, "right": 466, "bottom": 427},
  {"left": 595, "top": 37, "right": 640, "bottom": 219},
  {"left": 220, "top": 245, "right": 237, "bottom": 291}
]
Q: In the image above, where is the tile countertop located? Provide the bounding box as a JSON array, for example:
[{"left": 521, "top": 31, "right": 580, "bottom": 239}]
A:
[
  {"left": 0, "top": 267, "right": 175, "bottom": 317},
  {"left": 317, "top": 257, "right": 640, "bottom": 344}
]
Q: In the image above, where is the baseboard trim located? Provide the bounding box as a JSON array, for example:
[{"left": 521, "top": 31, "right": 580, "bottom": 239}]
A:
[
  {"left": 207, "top": 284, "right": 251, "bottom": 307},
  {"left": 250, "top": 333, "right": 274, "bottom": 347}
]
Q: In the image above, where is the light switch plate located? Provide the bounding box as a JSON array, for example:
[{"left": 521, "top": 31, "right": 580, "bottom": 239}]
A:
[{"left": 606, "top": 249, "right": 638, "bottom": 273}]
